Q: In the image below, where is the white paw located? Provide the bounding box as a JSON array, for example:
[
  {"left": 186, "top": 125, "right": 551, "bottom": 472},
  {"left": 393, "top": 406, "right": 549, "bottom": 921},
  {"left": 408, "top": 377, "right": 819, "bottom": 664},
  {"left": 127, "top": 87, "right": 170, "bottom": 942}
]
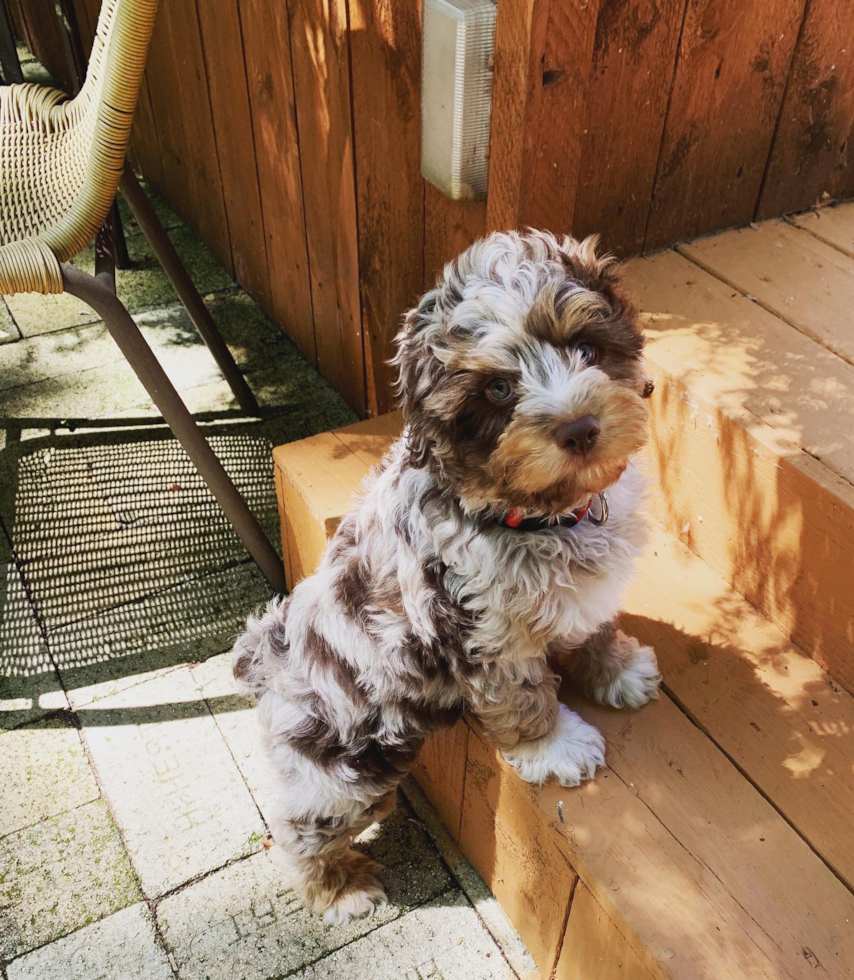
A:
[
  {"left": 322, "top": 882, "right": 388, "bottom": 925},
  {"left": 502, "top": 704, "right": 606, "bottom": 788},
  {"left": 594, "top": 636, "right": 661, "bottom": 709}
]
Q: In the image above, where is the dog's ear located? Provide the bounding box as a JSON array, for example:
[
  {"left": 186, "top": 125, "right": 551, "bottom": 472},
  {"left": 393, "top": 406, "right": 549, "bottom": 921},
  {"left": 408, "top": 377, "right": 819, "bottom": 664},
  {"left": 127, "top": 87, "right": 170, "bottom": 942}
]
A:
[{"left": 391, "top": 291, "right": 445, "bottom": 468}]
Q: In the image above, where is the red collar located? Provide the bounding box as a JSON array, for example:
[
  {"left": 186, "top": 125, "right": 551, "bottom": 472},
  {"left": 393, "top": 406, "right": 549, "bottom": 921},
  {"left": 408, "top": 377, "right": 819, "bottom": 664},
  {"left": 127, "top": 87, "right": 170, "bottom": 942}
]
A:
[{"left": 498, "top": 494, "right": 607, "bottom": 533}]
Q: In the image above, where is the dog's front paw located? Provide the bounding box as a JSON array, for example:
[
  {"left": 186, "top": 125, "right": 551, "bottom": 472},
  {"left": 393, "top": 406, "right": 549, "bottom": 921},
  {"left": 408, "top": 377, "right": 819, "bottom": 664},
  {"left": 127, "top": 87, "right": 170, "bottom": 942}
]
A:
[
  {"left": 593, "top": 635, "right": 661, "bottom": 709},
  {"left": 502, "top": 704, "right": 605, "bottom": 788}
]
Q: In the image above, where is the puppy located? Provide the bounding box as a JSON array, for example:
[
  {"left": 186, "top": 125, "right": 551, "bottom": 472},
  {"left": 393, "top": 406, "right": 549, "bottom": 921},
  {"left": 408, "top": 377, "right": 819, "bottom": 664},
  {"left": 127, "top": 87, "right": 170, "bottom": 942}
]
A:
[{"left": 232, "top": 230, "right": 661, "bottom": 925}]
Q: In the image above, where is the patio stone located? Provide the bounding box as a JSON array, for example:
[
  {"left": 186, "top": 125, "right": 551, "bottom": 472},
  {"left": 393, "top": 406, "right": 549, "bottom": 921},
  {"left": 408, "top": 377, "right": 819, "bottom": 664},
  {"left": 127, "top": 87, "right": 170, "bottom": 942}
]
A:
[
  {"left": 0, "top": 562, "right": 65, "bottom": 734},
  {"left": 1, "top": 714, "right": 99, "bottom": 835},
  {"left": 291, "top": 890, "right": 514, "bottom": 980},
  {"left": 6, "top": 903, "right": 173, "bottom": 980},
  {"left": 80, "top": 666, "right": 263, "bottom": 897},
  {"left": 0, "top": 300, "right": 19, "bottom": 345},
  {"left": 157, "top": 804, "right": 452, "bottom": 980},
  {"left": 190, "top": 653, "right": 277, "bottom": 824},
  {"left": 6, "top": 227, "right": 234, "bottom": 338},
  {"left": 49, "top": 562, "right": 272, "bottom": 702},
  {"left": 0, "top": 799, "right": 140, "bottom": 959},
  {"left": 118, "top": 180, "right": 183, "bottom": 234}
]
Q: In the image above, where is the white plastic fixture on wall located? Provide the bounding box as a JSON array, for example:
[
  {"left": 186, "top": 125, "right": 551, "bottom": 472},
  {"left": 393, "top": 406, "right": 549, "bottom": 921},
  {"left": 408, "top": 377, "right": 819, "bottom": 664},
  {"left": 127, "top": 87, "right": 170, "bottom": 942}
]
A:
[{"left": 421, "top": 0, "right": 497, "bottom": 202}]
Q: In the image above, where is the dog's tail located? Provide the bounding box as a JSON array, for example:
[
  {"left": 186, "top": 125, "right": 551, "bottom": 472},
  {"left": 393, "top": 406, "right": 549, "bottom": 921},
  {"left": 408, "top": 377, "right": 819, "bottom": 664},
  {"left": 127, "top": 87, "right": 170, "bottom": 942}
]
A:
[{"left": 232, "top": 596, "right": 288, "bottom": 697}]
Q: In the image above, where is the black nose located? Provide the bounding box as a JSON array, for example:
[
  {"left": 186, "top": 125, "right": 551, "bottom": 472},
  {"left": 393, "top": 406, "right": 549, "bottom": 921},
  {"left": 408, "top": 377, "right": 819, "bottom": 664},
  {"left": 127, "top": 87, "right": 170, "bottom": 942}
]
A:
[{"left": 555, "top": 415, "right": 601, "bottom": 455}]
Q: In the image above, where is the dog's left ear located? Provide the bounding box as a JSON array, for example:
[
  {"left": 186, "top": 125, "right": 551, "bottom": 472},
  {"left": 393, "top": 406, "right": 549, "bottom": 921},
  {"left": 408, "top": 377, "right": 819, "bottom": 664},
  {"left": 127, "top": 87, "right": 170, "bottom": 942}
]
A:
[{"left": 391, "top": 291, "right": 445, "bottom": 468}]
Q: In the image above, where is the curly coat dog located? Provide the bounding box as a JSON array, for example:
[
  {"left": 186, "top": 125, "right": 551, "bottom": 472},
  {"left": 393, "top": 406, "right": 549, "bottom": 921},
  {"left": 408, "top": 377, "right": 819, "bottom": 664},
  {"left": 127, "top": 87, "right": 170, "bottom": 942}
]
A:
[{"left": 232, "top": 230, "right": 661, "bottom": 924}]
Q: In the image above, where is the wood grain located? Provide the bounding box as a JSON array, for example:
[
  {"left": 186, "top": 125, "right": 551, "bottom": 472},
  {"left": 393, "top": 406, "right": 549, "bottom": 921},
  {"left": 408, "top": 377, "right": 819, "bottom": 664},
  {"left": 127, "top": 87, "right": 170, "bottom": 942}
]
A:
[
  {"left": 196, "top": 0, "right": 271, "bottom": 309},
  {"left": 790, "top": 200, "right": 854, "bottom": 256},
  {"left": 349, "top": 0, "right": 424, "bottom": 415},
  {"left": 758, "top": 0, "right": 854, "bottom": 218},
  {"left": 423, "top": 185, "right": 486, "bottom": 288},
  {"left": 571, "top": 0, "right": 687, "bottom": 255},
  {"left": 142, "top": 0, "right": 232, "bottom": 272},
  {"left": 289, "top": 0, "right": 365, "bottom": 412},
  {"left": 412, "top": 719, "right": 469, "bottom": 843},
  {"left": 645, "top": 0, "right": 807, "bottom": 249},
  {"left": 556, "top": 882, "right": 653, "bottom": 980},
  {"left": 240, "top": 0, "right": 316, "bottom": 364}
]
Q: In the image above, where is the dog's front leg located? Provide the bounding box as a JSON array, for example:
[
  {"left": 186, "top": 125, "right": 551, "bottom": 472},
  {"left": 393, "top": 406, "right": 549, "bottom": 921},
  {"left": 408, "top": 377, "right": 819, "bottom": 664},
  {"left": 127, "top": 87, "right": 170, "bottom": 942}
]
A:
[
  {"left": 466, "top": 668, "right": 605, "bottom": 788},
  {"left": 557, "top": 621, "right": 661, "bottom": 709}
]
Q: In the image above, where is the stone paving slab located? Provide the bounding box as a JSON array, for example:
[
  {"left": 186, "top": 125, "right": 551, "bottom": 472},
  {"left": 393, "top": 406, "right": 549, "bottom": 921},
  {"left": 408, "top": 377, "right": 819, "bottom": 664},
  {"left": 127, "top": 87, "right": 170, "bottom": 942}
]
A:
[
  {"left": 5, "top": 228, "right": 234, "bottom": 338},
  {"left": 291, "top": 890, "right": 515, "bottom": 980},
  {"left": 157, "top": 804, "right": 453, "bottom": 980},
  {"left": 51, "top": 562, "right": 272, "bottom": 705},
  {"left": 80, "top": 666, "right": 264, "bottom": 897},
  {"left": 1, "top": 715, "right": 99, "bottom": 835},
  {"left": 190, "top": 653, "right": 277, "bottom": 824},
  {"left": 0, "top": 562, "right": 66, "bottom": 734},
  {"left": 0, "top": 799, "right": 140, "bottom": 959},
  {"left": 6, "top": 903, "right": 173, "bottom": 980},
  {"left": 0, "top": 301, "right": 19, "bottom": 346}
]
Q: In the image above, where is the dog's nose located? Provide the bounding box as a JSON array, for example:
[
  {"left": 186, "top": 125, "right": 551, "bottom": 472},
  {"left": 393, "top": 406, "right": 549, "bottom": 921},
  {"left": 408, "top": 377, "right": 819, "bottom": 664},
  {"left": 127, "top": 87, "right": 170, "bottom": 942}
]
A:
[{"left": 555, "top": 415, "right": 601, "bottom": 455}]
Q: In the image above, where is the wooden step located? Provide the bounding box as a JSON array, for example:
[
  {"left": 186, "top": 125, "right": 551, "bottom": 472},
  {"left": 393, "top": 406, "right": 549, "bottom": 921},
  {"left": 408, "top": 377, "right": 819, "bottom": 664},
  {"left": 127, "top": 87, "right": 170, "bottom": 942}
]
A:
[
  {"left": 622, "top": 205, "right": 854, "bottom": 691},
  {"left": 272, "top": 414, "right": 854, "bottom": 979}
]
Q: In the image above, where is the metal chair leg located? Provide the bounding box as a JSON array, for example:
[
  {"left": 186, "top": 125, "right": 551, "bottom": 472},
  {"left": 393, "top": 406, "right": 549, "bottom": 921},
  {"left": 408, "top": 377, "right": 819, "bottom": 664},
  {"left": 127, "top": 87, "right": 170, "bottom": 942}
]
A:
[
  {"left": 61, "top": 261, "right": 287, "bottom": 595},
  {"left": 119, "top": 165, "right": 260, "bottom": 415}
]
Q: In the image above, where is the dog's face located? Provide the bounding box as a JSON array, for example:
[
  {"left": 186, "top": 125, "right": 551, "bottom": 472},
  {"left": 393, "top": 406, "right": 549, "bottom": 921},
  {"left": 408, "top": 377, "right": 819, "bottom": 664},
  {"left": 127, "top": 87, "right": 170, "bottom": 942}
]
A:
[{"left": 393, "top": 231, "right": 651, "bottom": 515}]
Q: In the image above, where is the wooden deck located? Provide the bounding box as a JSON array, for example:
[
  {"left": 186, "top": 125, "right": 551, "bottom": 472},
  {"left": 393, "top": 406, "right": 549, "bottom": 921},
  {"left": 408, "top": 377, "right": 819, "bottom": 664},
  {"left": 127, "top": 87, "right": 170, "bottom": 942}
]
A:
[{"left": 273, "top": 203, "right": 854, "bottom": 979}]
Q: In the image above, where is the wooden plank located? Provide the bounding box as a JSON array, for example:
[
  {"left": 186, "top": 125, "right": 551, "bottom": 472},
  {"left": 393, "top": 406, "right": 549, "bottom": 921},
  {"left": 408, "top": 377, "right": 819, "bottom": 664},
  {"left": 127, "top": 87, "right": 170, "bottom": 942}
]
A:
[
  {"left": 239, "top": 0, "right": 315, "bottom": 365},
  {"left": 790, "top": 201, "right": 854, "bottom": 258},
  {"left": 349, "top": 0, "right": 424, "bottom": 415},
  {"left": 571, "top": 0, "right": 686, "bottom": 256},
  {"left": 289, "top": 0, "right": 365, "bottom": 411},
  {"left": 461, "top": 723, "right": 577, "bottom": 977},
  {"left": 412, "top": 719, "right": 469, "bottom": 843},
  {"left": 556, "top": 882, "right": 654, "bottom": 980},
  {"left": 623, "top": 247, "right": 854, "bottom": 487},
  {"left": 624, "top": 526, "right": 854, "bottom": 892},
  {"left": 645, "top": 0, "right": 806, "bottom": 250},
  {"left": 486, "top": 0, "right": 598, "bottom": 234},
  {"left": 196, "top": 0, "right": 271, "bottom": 309},
  {"left": 758, "top": 0, "right": 854, "bottom": 218},
  {"left": 423, "top": 185, "right": 486, "bottom": 289},
  {"left": 142, "top": 0, "right": 232, "bottom": 273},
  {"left": 679, "top": 219, "right": 854, "bottom": 365},
  {"left": 560, "top": 687, "right": 854, "bottom": 979}
]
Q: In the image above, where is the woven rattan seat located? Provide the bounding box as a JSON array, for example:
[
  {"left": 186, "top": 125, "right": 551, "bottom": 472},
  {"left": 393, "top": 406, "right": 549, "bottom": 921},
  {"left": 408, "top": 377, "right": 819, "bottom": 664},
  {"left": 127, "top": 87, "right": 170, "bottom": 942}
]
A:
[{"left": 0, "top": 0, "right": 286, "bottom": 592}]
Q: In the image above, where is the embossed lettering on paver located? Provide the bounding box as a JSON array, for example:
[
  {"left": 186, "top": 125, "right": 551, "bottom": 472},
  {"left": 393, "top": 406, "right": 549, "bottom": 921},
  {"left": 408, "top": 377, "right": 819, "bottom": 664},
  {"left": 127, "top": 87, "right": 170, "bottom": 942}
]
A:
[
  {"left": 187, "top": 887, "right": 302, "bottom": 960},
  {"left": 144, "top": 733, "right": 208, "bottom": 831}
]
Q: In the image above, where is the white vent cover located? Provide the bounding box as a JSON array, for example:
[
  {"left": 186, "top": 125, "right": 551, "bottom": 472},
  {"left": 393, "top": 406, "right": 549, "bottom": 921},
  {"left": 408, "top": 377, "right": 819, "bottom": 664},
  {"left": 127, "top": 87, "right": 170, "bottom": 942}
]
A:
[{"left": 421, "top": 0, "right": 497, "bottom": 201}]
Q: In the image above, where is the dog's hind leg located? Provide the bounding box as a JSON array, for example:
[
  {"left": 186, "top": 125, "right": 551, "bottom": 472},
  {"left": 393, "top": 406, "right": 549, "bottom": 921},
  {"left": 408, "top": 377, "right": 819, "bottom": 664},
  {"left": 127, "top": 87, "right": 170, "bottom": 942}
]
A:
[
  {"left": 567, "top": 621, "right": 661, "bottom": 709},
  {"left": 271, "top": 790, "right": 396, "bottom": 925}
]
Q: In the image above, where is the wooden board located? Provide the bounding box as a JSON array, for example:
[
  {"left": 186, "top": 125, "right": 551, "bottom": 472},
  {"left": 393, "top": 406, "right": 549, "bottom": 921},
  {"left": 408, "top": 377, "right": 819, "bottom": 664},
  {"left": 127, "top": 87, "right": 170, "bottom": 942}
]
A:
[
  {"left": 349, "top": 0, "right": 424, "bottom": 415},
  {"left": 423, "top": 186, "right": 486, "bottom": 289},
  {"left": 645, "top": 0, "right": 806, "bottom": 250},
  {"left": 625, "top": 527, "right": 854, "bottom": 892},
  {"left": 240, "top": 0, "right": 316, "bottom": 365},
  {"left": 411, "top": 719, "right": 469, "bottom": 844},
  {"left": 195, "top": 0, "right": 271, "bottom": 310},
  {"left": 758, "top": 0, "right": 854, "bottom": 218},
  {"left": 679, "top": 219, "right": 854, "bottom": 365},
  {"left": 789, "top": 201, "right": 854, "bottom": 258},
  {"left": 571, "top": 0, "right": 687, "bottom": 255},
  {"left": 461, "top": 723, "right": 578, "bottom": 978},
  {"left": 557, "top": 882, "right": 654, "bottom": 980},
  {"left": 289, "top": 0, "right": 365, "bottom": 412},
  {"left": 142, "top": 0, "right": 232, "bottom": 273}
]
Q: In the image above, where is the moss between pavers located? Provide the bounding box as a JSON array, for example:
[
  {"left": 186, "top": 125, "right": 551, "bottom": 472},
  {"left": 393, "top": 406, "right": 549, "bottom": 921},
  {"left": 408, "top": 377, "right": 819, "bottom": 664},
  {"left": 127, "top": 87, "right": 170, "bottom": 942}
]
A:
[{"left": 0, "top": 800, "right": 140, "bottom": 960}]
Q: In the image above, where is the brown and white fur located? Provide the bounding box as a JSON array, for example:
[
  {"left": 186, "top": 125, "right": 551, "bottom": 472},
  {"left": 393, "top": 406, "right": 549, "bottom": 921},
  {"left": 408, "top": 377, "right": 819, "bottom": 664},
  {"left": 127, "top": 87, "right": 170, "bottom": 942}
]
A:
[{"left": 232, "top": 230, "right": 661, "bottom": 925}]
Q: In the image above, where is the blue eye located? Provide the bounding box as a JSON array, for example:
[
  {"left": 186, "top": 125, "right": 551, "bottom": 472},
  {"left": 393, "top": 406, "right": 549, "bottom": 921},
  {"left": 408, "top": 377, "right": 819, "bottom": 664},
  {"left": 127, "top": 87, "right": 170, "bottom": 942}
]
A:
[
  {"left": 486, "top": 378, "right": 513, "bottom": 403},
  {"left": 578, "top": 342, "right": 599, "bottom": 365}
]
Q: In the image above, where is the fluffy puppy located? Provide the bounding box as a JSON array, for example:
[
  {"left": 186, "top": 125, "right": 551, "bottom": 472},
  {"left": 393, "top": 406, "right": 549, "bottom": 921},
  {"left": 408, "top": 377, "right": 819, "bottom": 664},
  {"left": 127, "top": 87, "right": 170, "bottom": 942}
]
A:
[{"left": 232, "top": 230, "right": 661, "bottom": 925}]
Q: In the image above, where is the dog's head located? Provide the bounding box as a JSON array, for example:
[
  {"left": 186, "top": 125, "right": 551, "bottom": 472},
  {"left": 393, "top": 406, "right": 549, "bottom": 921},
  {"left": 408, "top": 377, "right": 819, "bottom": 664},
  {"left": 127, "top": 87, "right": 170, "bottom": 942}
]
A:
[{"left": 393, "top": 230, "right": 651, "bottom": 515}]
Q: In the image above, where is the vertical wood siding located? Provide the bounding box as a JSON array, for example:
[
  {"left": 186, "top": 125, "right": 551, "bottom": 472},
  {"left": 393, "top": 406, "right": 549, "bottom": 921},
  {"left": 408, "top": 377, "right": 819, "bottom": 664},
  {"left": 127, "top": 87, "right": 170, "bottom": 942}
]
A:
[{"left": 17, "top": 0, "right": 854, "bottom": 414}]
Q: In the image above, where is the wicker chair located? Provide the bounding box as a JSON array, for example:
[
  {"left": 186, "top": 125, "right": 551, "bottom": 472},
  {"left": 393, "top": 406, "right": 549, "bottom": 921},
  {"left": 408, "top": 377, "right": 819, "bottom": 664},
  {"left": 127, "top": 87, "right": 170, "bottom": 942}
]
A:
[{"left": 0, "top": 0, "right": 286, "bottom": 592}]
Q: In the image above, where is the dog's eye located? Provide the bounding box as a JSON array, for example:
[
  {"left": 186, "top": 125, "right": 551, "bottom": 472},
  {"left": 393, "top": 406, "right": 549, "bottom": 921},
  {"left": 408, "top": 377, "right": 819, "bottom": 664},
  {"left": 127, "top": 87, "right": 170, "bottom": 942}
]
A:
[
  {"left": 485, "top": 378, "right": 514, "bottom": 404},
  {"left": 577, "top": 342, "right": 599, "bottom": 365}
]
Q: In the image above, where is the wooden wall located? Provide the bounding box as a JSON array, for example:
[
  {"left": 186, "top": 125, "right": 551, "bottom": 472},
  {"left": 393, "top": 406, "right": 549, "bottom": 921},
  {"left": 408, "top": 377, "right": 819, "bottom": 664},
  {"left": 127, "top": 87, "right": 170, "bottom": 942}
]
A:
[{"left": 18, "top": 0, "right": 854, "bottom": 416}]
